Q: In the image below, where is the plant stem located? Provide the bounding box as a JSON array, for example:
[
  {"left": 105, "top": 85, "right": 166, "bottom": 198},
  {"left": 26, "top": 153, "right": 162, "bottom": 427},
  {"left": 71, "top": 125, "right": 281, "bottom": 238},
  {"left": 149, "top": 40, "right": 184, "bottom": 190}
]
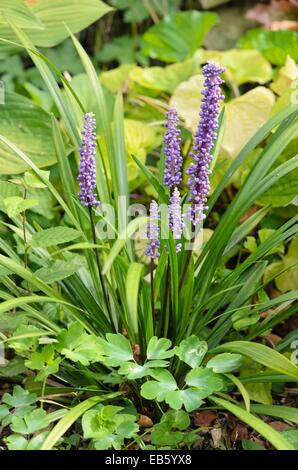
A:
[
  {"left": 88, "top": 206, "right": 114, "bottom": 330},
  {"left": 150, "top": 258, "right": 155, "bottom": 328}
]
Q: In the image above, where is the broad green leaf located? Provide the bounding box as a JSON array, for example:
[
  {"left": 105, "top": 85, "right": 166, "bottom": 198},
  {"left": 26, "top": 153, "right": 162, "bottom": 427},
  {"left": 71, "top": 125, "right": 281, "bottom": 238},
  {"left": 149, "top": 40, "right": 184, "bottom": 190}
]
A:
[
  {"left": 206, "top": 353, "right": 243, "bottom": 373},
  {"left": 24, "top": 169, "right": 50, "bottom": 189},
  {"left": 211, "top": 341, "right": 298, "bottom": 377},
  {"left": 124, "top": 119, "right": 160, "bottom": 181},
  {"left": 165, "top": 388, "right": 204, "bottom": 412},
  {"left": 271, "top": 56, "right": 298, "bottom": 96},
  {"left": 175, "top": 336, "right": 208, "bottom": 368},
  {"left": 201, "top": 49, "right": 272, "bottom": 85},
  {"left": 34, "top": 259, "right": 80, "bottom": 284},
  {"left": 0, "top": 181, "right": 22, "bottom": 200},
  {"left": 11, "top": 408, "right": 48, "bottom": 435},
  {"left": 147, "top": 336, "right": 174, "bottom": 360},
  {"left": 56, "top": 323, "right": 105, "bottom": 366},
  {"left": 185, "top": 367, "right": 225, "bottom": 393},
  {"left": 222, "top": 87, "right": 275, "bottom": 159},
  {"left": 170, "top": 74, "right": 204, "bottom": 131},
  {"left": 0, "top": 92, "right": 58, "bottom": 174},
  {"left": 142, "top": 11, "right": 218, "bottom": 62},
  {"left": 25, "top": 345, "right": 60, "bottom": 381},
  {"left": 118, "top": 360, "right": 168, "bottom": 380},
  {"left": 100, "top": 64, "right": 136, "bottom": 93},
  {"left": 2, "top": 385, "right": 36, "bottom": 408},
  {"left": 97, "top": 333, "right": 134, "bottom": 367},
  {"left": 130, "top": 60, "right": 196, "bottom": 93},
  {"left": 3, "top": 196, "right": 38, "bottom": 217},
  {"left": 30, "top": 227, "right": 81, "bottom": 247},
  {"left": 211, "top": 396, "right": 294, "bottom": 450},
  {"left": 141, "top": 369, "right": 177, "bottom": 401},
  {"left": 239, "top": 28, "right": 298, "bottom": 65},
  {"left": 0, "top": 0, "right": 113, "bottom": 55}
]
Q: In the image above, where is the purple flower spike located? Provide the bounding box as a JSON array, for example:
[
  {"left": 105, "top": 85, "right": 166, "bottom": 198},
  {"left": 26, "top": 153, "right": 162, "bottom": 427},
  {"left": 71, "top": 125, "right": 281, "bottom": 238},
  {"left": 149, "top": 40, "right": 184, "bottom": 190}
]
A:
[
  {"left": 186, "top": 62, "right": 225, "bottom": 225},
  {"left": 163, "top": 108, "right": 183, "bottom": 189},
  {"left": 78, "top": 112, "right": 99, "bottom": 207},
  {"left": 169, "top": 187, "right": 184, "bottom": 252},
  {"left": 146, "top": 200, "right": 160, "bottom": 259}
]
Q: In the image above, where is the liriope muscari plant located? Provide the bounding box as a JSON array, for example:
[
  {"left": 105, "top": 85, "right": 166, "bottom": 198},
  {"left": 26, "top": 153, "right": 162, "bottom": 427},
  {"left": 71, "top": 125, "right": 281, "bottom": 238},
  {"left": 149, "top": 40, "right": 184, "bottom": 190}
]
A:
[{"left": 145, "top": 61, "right": 225, "bottom": 329}]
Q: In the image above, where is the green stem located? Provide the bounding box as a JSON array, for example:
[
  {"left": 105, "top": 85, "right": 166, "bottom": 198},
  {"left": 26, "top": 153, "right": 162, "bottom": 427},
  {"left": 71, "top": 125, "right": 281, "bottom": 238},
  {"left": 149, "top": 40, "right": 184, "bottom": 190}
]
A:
[{"left": 150, "top": 258, "right": 155, "bottom": 329}]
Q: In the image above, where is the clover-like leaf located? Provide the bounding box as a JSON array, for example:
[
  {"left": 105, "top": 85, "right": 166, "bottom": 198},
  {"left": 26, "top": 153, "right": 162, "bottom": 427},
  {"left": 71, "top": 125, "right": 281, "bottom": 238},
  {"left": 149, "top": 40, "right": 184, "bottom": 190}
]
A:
[
  {"left": 175, "top": 336, "right": 208, "bottom": 368},
  {"left": 56, "top": 322, "right": 105, "bottom": 366},
  {"left": 185, "top": 367, "right": 225, "bottom": 395},
  {"left": 118, "top": 360, "right": 168, "bottom": 379},
  {"left": 25, "top": 345, "right": 61, "bottom": 381},
  {"left": 141, "top": 370, "right": 177, "bottom": 402},
  {"left": 165, "top": 389, "right": 204, "bottom": 412},
  {"left": 10, "top": 409, "right": 48, "bottom": 435},
  {"left": 147, "top": 337, "right": 175, "bottom": 360},
  {"left": 206, "top": 353, "right": 243, "bottom": 373},
  {"left": 97, "top": 333, "right": 134, "bottom": 367},
  {"left": 2, "top": 385, "right": 37, "bottom": 408}
]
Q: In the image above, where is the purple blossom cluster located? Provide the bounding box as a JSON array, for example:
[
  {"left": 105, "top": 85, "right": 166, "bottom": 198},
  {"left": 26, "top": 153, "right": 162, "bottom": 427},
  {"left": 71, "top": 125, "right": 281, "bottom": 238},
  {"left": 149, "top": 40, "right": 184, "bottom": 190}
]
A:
[
  {"left": 146, "top": 200, "right": 160, "bottom": 259},
  {"left": 163, "top": 108, "right": 183, "bottom": 189},
  {"left": 186, "top": 61, "right": 225, "bottom": 225},
  {"left": 78, "top": 112, "right": 99, "bottom": 207},
  {"left": 169, "top": 187, "right": 184, "bottom": 252}
]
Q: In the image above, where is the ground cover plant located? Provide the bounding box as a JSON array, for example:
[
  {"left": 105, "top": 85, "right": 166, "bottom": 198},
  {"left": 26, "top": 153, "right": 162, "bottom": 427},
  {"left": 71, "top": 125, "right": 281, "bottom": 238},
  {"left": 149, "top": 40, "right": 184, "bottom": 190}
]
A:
[{"left": 0, "top": 0, "right": 298, "bottom": 451}]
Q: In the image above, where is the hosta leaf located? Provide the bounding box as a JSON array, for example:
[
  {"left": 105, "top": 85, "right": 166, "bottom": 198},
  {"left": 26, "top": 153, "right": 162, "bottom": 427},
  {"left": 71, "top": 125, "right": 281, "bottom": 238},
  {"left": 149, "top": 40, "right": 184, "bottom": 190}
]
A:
[
  {"left": 0, "top": 92, "right": 58, "bottom": 174},
  {"left": 147, "top": 336, "right": 174, "bottom": 360},
  {"left": 271, "top": 56, "right": 298, "bottom": 96},
  {"left": 239, "top": 28, "right": 298, "bottom": 66},
  {"left": 222, "top": 87, "right": 275, "bottom": 159},
  {"left": 30, "top": 227, "right": 81, "bottom": 247},
  {"left": 175, "top": 336, "right": 208, "bottom": 368},
  {"left": 142, "top": 11, "right": 218, "bottom": 62},
  {"left": 0, "top": 0, "right": 113, "bottom": 56},
  {"left": 201, "top": 49, "right": 272, "bottom": 85},
  {"left": 130, "top": 60, "right": 196, "bottom": 93},
  {"left": 170, "top": 74, "right": 204, "bottom": 132},
  {"left": 206, "top": 353, "right": 243, "bottom": 373},
  {"left": 124, "top": 119, "right": 160, "bottom": 181}
]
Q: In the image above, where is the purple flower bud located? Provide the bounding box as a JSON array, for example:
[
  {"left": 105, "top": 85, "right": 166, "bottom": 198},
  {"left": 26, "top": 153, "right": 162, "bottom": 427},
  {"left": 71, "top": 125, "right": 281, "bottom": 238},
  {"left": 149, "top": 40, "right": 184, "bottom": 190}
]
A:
[
  {"left": 146, "top": 200, "right": 160, "bottom": 259},
  {"left": 78, "top": 112, "right": 99, "bottom": 207},
  {"left": 163, "top": 108, "right": 183, "bottom": 188},
  {"left": 186, "top": 62, "right": 225, "bottom": 225},
  {"left": 169, "top": 187, "right": 184, "bottom": 252}
]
